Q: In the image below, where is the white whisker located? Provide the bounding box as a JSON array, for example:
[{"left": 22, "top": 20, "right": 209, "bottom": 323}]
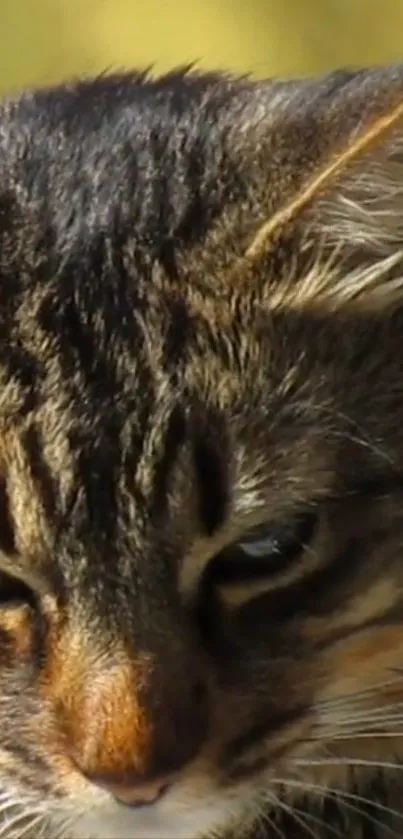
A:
[
  {"left": 316, "top": 676, "right": 403, "bottom": 711},
  {"left": 255, "top": 797, "right": 287, "bottom": 839},
  {"left": 0, "top": 809, "right": 45, "bottom": 839},
  {"left": 271, "top": 776, "right": 403, "bottom": 837},
  {"left": 296, "top": 757, "right": 403, "bottom": 772},
  {"left": 313, "top": 715, "right": 403, "bottom": 739},
  {"left": 271, "top": 792, "right": 326, "bottom": 839},
  {"left": 319, "top": 702, "right": 403, "bottom": 722},
  {"left": 315, "top": 712, "right": 403, "bottom": 732},
  {"left": 288, "top": 802, "right": 343, "bottom": 839},
  {"left": 324, "top": 731, "right": 403, "bottom": 740}
]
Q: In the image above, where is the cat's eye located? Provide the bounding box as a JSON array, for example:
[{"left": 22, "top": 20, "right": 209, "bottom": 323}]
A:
[{"left": 207, "top": 511, "right": 317, "bottom": 584}]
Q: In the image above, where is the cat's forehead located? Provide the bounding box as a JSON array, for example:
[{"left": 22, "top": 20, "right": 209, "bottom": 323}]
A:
[{"left": 0, "top": 64, "right": 402, "bottom": 605}]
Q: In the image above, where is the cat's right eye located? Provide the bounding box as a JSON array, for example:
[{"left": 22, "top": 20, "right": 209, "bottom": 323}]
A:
[{"left": 207, "top": 510, "right": 317, "bottom": 586}]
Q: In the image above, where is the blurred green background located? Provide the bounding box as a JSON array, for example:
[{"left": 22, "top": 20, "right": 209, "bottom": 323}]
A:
[{"left": 1, "top": 0, "right": 403, "bottom": 95}]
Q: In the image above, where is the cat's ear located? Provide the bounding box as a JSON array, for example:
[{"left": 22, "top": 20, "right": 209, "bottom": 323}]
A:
[{"left": 229, "top": 66, "right": 403, "bottom": 314}]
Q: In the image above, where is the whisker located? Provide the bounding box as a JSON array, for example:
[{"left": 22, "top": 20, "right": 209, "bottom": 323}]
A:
[
  {"left": 315, "top": 712, "right": 403, "bottom": 733},
  {"left": 320, "top": 702, "right": 403, "bottom": 722},
  {"left": 265, "top": 812, "right": 288, "bottom": 839},
  {"left": 288, "top": 802, "right": 344, "bottom": 839},
  {"left": 313, "top": 716, "right": 403, "bottom": 739},
  {"left": 316, "top": 677, "right": 403, "bottom": 712},
  {"left": 313, "top": 792, "right": 399, "bottom": 838},
  {"left": 16, "top": 814, "right": 46, "bottom": 839},
  {"left": 256, "top": 799, "right": 288, "bottom": 839},
  {"left": 271, "top": 792, "right": 328, "bottom": 839},
  {"left": 272, "top": 776, "right": 403, "bottom": 838},
  {"left": 292, "top": 401, "right": 397, "bottom": 468},
  {"left": 323, "top": 731, "right": 403, "bottom": 741},
  {"left": 0, "top": 809, "right": 45, "bottom": 839},
  {"left": 295, "top": 757, "right": 403, "bottom": 772}
]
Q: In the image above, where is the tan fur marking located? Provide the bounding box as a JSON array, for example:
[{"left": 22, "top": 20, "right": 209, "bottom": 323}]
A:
[
  {"left": 0, "top": 427, "right": 49, "bottom": 557},
  {"left": 41, "top": 624, "right": 154, "bottom": 778},
  {"left": 304, "top": 578, "right": 401, "bottom": 643},
  {"left": 0, "top": 604, "right": 33, "bottom": 657},
  {"left": 326, "top": 625, "right": 403, "bottom": 695}
]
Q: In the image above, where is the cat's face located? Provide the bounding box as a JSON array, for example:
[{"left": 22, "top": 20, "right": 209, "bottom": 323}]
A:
[{"left": 1, "top": 65, "right": 403, "bottom": 839}]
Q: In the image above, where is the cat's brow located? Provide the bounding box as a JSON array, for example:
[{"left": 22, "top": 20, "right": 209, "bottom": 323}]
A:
[{"left": 0, "top": 554, "right": 52, "bottom": 597}]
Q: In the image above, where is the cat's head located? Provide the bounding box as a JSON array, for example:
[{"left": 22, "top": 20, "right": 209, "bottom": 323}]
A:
[{"left": 0, "top": 65, "right": 403, "bottom": 838}]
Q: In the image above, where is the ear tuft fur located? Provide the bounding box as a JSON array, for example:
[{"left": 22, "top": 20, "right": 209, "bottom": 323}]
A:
[
  {"left": 231, "top": 81, "right": 403, "bottom": 315},
  {"left": 245, "top": 99, "right": 403, "bottom": 263}
]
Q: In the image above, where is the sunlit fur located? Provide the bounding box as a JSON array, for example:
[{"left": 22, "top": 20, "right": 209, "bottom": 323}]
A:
[{"left": 1, "top": 64, "right": 403, "bottom": 839}]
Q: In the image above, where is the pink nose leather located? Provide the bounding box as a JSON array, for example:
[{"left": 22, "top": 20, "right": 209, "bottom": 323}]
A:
[{"left": 88, "top": 772, "right": 171, "bottom": 808}]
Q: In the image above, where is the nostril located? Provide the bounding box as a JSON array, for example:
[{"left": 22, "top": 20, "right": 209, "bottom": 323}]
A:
[
  {"left": 113, "top": 780, "right": 171, "bottom": 809},
  {"left": 79, "top": 768, "right": 173, "bottom": 809},
  {"left": 114, "top": 781, "right": 171, "bottom": 809}
]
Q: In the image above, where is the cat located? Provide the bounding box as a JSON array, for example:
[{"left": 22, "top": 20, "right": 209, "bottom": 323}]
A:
[{"left": 0, "top": 62, "right": 403, "bottom": 839}]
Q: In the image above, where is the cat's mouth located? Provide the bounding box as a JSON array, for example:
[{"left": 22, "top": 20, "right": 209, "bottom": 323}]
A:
[
  {"left": 20, "top": 709, "right": 399, "bottom": 839},
  {"left": 61, "top": 712, "right": 311, "bottom": 837},
  {"left": 51, "top": 774, "right": 252, "bottom": 839}
]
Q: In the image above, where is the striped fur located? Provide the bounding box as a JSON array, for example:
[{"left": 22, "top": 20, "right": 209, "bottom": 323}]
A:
[{"left": 0, "top": 65, "right": 403, "bottom": 838}]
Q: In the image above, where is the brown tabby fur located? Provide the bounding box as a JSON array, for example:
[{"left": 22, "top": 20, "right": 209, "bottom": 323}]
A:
[{"left": 0, "top": 63, "right": 403, "bottom": 838}]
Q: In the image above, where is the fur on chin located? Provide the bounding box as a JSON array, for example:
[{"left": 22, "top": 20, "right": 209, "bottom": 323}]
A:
[{"left": 51, "top": 794, "right": 251, "bottom": 839}]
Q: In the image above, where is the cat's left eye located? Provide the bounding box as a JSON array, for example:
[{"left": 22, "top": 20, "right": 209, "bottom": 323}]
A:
[{"left": 208, "top": 511, "right": 317, "bottom": 583}]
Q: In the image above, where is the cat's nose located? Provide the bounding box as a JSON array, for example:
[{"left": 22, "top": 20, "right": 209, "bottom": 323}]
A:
[
  {"left": 60, "top": 653, "right": 209, "bottom": 793},
  {"left": 48, "top": 621, "right": 210, "bottom": 792},
  {"left": 85, "top": 771, "right": 172, "bottom": 808}
]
